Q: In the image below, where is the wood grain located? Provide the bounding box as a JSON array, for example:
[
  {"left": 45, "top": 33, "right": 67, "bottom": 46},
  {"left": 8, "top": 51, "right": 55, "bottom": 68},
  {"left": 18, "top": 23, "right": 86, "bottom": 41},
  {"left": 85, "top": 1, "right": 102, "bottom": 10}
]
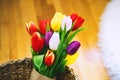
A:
[{"left": 0, "top": 0, "right": 110, "bottom": 80}]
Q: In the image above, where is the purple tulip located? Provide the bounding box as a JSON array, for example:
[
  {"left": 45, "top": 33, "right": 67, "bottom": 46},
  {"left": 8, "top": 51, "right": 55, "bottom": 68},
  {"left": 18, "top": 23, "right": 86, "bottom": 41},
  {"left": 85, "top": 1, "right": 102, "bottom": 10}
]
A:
[
  {"left": 67, "top": 41, "right": 80, "bottom": 55},
  {"left": 45, "top": 31, "right": 53, "bottom": 46}
]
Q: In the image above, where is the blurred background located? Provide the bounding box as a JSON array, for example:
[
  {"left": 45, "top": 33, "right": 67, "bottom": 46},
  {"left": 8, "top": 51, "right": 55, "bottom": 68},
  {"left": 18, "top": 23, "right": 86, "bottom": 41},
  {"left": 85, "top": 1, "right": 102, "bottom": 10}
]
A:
[{"left": 0, "top": 0, "right": 110, "bottom": 80}]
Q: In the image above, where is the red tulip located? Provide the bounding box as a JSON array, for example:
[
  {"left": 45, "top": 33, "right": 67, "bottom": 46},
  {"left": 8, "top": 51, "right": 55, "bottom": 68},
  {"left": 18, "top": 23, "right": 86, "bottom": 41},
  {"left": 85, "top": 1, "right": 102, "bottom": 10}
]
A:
[
  {"left": 26, "top": 21, "right": 38, "bottom": 35},
  {"left": 31, "top": 32, "right": 44, "bottom": 52},
  {"left": 70, "top": 13, "right": 78, "bottom": 22},
  {"left": 44, "top": 50, "right": 55, "bottom": 66},
  {"left": 39, "top": 20, "right": 50, "bottom": 35},
  {"left": 70, "top": 13, "right": 84, "bottom": 31},
  {"left": 43, "top": 19, "right": 50, "bottom": 25},
  {"left": 72, "top": 16, "right": 84, "bottom": 31}
]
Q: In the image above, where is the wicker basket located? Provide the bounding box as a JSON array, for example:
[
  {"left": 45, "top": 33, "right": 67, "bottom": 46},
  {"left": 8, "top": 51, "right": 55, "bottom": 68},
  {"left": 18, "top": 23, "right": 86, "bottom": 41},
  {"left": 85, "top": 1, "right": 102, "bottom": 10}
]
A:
[{"left": 0, "top": 58, "right": 77, "bottom": 80}]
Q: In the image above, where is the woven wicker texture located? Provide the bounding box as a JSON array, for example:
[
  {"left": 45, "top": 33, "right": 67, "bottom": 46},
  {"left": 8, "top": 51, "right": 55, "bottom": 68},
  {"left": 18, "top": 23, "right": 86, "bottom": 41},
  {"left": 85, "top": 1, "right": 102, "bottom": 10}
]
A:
[{"left": 0, "top": 58, "right": 76, "bottom": 80}]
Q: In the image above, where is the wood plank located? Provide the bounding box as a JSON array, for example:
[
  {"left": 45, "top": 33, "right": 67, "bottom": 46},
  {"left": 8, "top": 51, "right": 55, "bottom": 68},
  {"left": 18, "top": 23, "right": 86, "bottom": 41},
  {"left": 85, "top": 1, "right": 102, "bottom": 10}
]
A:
[
  {"left": 7, "top": 0, "right": 18, "bottom": 60},
  {"left": 18, "top": 0, "right": 38, "bottom": 58},
  {"left": 34, "top": 0, "right": 55, "bottom": 19},
  {"left": 0, "top": 24, "right": 10, "bottom": 63},
  {"left": 0, "top": 0, "right": 10, "bottom": 63}
]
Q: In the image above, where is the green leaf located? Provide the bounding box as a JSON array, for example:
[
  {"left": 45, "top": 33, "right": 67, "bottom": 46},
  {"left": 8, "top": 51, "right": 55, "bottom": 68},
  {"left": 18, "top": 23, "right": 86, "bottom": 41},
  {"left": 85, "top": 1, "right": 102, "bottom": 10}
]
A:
[
  {"left": 44, "top": 67, "right": 51, "bottom": 77},
  {"left": 59, "top": 51, "right": 67, "bottom": 60},
  {"left": 54, "top": 59, "right": 67, "bottom": 75},
  {"left": 46, "top": 25, "right": 50, "bottom": 31},
  {"left": 67, "top": 27, "right": 85, "bottom": 43},
  {"left": 33, "top": 55, "right": 44, "bottom": 71},
  {"left": 39, "top": 62, "right": 47, "bottom": 74}
]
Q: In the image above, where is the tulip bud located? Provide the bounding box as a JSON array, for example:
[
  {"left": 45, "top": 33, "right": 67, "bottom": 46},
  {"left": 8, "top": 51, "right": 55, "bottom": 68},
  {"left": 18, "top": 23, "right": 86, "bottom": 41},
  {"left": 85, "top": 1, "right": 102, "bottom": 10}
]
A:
[
  {"left": 72, "top": 16, "right": 84, "bottom": 31},
  {"left": 31, "top": 32, "right": 44, "bottom": 52},
  {"left": 44, "top": 50, "right": 55, "bottom": 66},
  {"left": 70, "top": 13, "right": 78, "bottom": 22},
  {"left": 26, "top": 21, "right": 38, "bottom": 35},
  {"left": 39, "top": 20, "right": 46, "bottom": 35},
  {"left": 61, "top": 16, "right": 72, "bottom": 31},
  {"left": 67, "top": 41, "right": 80, "bottom": 55},
  {"left": 44, "top": 19, "right": 50, "bottom": 27},
  {"left": 45, "top": 31, "right": 53, "bottom": 46},
  {"left": 49, "top": 32, "right": 60, "bottom": 50},
  {"left": 51, "top": 12, "right": 65, "bottom": 31},
  {"left": 39, "top": 20, "right": 50, "bottom": 35},
  {"left": 70, "top": 13, "right": 84, "bottom": 31}
]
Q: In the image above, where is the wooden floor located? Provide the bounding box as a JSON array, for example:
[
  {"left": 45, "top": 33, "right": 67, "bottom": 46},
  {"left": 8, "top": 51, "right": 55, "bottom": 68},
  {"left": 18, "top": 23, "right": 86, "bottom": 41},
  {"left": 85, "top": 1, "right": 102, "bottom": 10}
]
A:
[{"left": 0, "top": 0, "right": 110, "bottom": 80}]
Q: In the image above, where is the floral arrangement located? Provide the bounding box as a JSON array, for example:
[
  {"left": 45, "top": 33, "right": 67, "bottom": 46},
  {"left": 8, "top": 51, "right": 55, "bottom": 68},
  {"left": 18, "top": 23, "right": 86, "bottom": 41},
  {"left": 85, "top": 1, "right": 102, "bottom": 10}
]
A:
[{"left": 26, "top": 12, "right": 84, "bottom": 78}]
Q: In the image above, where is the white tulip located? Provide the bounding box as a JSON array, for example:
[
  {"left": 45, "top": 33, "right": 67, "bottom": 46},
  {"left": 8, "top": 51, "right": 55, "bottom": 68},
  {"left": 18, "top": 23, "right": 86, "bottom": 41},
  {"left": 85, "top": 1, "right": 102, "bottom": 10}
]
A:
[
  {"left": 49, "top": 32, "right": 60, "bottom": 50},
  {"left": 61, "top": 16, "right": 72, "bottom": 31}
]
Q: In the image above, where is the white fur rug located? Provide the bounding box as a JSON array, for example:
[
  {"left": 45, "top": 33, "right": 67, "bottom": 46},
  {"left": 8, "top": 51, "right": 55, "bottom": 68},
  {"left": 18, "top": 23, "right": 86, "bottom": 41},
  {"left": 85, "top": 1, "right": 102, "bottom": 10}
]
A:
[{"left": 98, "top": 0, "right": 120, "bottom": 80}]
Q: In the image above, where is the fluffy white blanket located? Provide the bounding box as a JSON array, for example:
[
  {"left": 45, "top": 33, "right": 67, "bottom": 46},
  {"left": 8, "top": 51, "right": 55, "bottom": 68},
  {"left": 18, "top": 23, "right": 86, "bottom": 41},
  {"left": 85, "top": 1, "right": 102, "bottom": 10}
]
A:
[{"left": 98, "top": 0, "right": 120, "bottom": 80}]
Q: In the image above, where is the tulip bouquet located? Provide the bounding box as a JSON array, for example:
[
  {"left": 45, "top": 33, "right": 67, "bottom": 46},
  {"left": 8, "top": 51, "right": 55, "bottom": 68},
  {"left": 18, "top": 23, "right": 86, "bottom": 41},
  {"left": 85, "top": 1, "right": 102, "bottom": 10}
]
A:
[{"left": 26, "top": 12, "right": 84, "bottom": 79}]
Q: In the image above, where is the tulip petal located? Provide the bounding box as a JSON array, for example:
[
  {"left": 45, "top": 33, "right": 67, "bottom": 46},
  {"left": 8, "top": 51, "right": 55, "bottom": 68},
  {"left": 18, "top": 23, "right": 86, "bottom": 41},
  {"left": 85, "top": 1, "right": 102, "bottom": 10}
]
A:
[
  {"left": 49, "top": 32, "right": 60, "bottom": 50},
  {"left": 39, "top": 20, "right": 46, "bottom": 35},
  {"left": 44, "top": 50, "right": 55, "bottom": 66},
  {"left": 45, "top": 31, "right": 53, "bottom": 46},
  {"left": 70, "top": 13, "right": 78, "bottom": 22},
  {"left": 51, "top": 12, "right": 65, "bottom": 31},
  {"left": 72, "top": 16, "right": 84, "bottom": 31},
  {"left": 65, "top": 52, "right": 79, "bottom": 65},
  {"left": 26, "top": 21, "right": 38, "bottom": 35},
  {"left": 66, "top": 16, "right": 72, "bottom": 31},
  {"left": 31, "top": 32, "right": 44, "bottom": 52},
  {"left": 61, "top": 16, "right": 72, "bottom": 31},
  {"left": 67, "top": 41, "right": 80, "bottom": 55},
  {"left": 61, "top": 16, "right": 66, "bottom": 30}
]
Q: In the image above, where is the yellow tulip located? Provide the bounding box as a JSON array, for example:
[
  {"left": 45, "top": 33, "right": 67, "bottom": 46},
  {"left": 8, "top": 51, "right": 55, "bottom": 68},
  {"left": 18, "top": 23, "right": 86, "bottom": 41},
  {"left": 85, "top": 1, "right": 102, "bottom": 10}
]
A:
[
  {"left": 51, "top": 12, "right": 65, "bottom": 31},
  {"left": 65, "top": 52, "right": 79, "bottom": 65}
]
